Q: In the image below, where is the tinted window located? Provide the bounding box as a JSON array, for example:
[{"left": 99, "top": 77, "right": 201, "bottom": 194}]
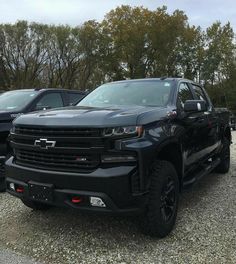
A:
[
  {"left": 192, "top": 85, "right": 207, "bottom": 102},
  {"left": 78, "top": 81, "right": 173, "bottom": 108},
  {"left": 36, "top": 93, "right": 64, "bottom": 110},
  {"left": 0, "top": 90, "right": 37, "bottom": 111},
  {"left": 68, "top": 93, "right": 84, "bottom": 105},
  {"left": 178, "top": 83, "right": 193, "bottom": 108}
]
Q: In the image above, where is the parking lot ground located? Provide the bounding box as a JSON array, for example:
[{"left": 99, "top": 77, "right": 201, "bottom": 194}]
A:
[
  {"left": 0, "top": 248, "right": 43, "bottom": 264},
  {"left": 0, "top": 133, "right": 236, "bottom": 264}
]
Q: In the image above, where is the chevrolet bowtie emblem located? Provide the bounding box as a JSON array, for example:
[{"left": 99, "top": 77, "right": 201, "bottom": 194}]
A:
[{"left": 34, "top": 138, "right": 56, "bottom": 149}]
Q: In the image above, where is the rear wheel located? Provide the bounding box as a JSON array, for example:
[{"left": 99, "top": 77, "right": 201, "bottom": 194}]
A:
[
  {"left": 142, "top": 160, "right": 179, "bottom": 238},
  {"left": 21, "top": 199, "right": 51, "bottom": 210},
  {"left": 215, "top": 138, "right": 230, "bottom": 174},
  {"left": 0, "top": 178, "right": 6, "bottom": 192}
]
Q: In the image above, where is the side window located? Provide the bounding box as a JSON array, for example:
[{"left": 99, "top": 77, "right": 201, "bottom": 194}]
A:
[
  {"left": 192, "top": 85, "right": 207, "bottom": 102},
  {"left": 35, "top": 93, "right": 64, "bottom": 110},
  {"left": 68, "top": 93, "right": 84, "bottom": 105},
  {"left": 178, "top": 83, "right": 193, "bottom": 108}
]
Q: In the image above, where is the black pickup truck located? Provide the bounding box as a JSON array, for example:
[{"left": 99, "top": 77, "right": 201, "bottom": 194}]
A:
[
  {"left": 6, "top": 78, "right": 231, "bottom": 237},
  {"left": 0, "top": 88, "right": 86, "bottom": 190}
]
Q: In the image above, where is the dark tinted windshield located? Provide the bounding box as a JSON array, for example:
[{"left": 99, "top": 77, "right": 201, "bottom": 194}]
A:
[
  {"left": 77, "top": 81, "right": 173, "bottom": 108},
  {"left": 0, "top": 90, "right": 37, "bottom": 111}
]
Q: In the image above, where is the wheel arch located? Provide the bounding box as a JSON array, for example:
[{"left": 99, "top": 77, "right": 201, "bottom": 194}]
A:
[{"left": 156, "top": 141, "right": 183, "bottom": 190}]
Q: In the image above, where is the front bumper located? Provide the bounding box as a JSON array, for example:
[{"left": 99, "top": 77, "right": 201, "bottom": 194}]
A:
[{"left": 6, "top": 157, "right": 147, "bottom": 214}]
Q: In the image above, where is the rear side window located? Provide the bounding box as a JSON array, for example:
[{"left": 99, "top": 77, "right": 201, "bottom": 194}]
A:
[
  {"left": 192, "top": 85, "right": 207, "bottom": 101},
  {"left": 35, "top": 93, "right": 64, "bottom": 110},
  {"left": 178, "top": 83, "right": 193, "bottom": 108},
  {"left": 192, "top": 84, "right": 209, "bottom": 107},
  {"left": 68, "top": 93, "right": 84, "bottom": 105}
]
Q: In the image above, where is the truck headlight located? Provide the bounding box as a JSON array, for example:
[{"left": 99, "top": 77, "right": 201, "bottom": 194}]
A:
[{"left": 103, "top": 126, "right": 143, "bottom": 137}]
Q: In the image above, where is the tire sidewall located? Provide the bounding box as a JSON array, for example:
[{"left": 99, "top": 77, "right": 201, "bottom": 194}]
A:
[
  {"left": 222, "top": 139, "right": 230, "bottom": 171},
  {"left": 145, "top": 161, "right": 179, "bottom": 237},
  {"left": 216, "top": 137, "right": 230, "bottom": 173}
]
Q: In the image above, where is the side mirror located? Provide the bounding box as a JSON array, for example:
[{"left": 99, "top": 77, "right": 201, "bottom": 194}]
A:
[{"left": 184, "top": 100, "right": 207, "bottom": 112}]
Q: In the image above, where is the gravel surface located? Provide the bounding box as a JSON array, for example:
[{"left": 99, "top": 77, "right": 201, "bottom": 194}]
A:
[
  {"left": 0, "top": 248, "right": 43, "bottom": 264},
  {"left": 0, "top": 133, "right": 235, "bottom": 264}
]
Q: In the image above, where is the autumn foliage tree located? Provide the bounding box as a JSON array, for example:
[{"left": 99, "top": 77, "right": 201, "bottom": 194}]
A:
[{"left": 0, "top": 5, "right": 235, "bottom": 110}]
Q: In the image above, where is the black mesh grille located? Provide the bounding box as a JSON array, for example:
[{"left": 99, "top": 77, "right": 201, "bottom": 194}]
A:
[
  {"left": 11, "top": 125, "right": 105, "bottom": 172},
  {"left": 15, "top": 149, "right": 100, "bottom": 172}
]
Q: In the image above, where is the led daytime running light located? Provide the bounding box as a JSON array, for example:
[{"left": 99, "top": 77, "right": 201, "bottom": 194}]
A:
[{"left": 103, "top": 126, "right": 143, "bottom": 137}]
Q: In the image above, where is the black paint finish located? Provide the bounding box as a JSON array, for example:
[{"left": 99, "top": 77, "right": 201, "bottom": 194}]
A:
[{"left": 5, "top": 78, "right": 230, "bottom": 212}]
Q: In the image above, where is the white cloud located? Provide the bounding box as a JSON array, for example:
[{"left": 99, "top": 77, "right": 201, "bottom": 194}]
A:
[{"left": 0, "top": 0, "right": 235, "bottom": 30}]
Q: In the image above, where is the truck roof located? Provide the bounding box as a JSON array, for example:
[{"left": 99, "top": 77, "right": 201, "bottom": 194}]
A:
[
  {"left": 4, "top": 88, "right": 85, "bottom": 93},
  {"left": 107, "top": 77, "right": 198, "bottom": 85}
]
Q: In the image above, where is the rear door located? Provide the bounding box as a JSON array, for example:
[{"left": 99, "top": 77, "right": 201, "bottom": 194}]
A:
[
  {"left": 191, "top": 84, "right": 220, "bottom": 155},
  {"left": 177, "top": 82, "right": 202, "bottom": 169}
]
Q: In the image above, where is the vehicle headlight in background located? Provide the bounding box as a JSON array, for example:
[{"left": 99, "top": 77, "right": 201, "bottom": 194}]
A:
[
  {"left": 103, "top": 126, "right": 143, "bottom": 137},
  {"left": 10, "top": 126, "right": 16, "bottom": 133}
]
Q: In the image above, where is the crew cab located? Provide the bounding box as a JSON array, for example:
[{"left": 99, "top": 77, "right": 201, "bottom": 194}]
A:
[
  {"left": 0, "top": 88, "right": 86, "bottom": 191},
  {"left": 5, "top": 78, "right": 231, "bottom": 237}
]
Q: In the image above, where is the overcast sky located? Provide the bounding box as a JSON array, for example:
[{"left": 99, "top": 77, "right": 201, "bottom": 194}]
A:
[{"left": 1, "top": 0, "right": 235, "bottom": 31}]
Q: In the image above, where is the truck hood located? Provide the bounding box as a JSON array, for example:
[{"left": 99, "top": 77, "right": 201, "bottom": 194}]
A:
[
  {"left": 13, "top": 106, "right": 172, "bottom": 127},
  {"left": 0, "top": 111, "right": 17, "bottom": 122},
  {"left": 0, "top": 111, "right": 21, "bottom": 132},
  {"left": 0, "top": 110, "right": 24, "bottom": 122}
]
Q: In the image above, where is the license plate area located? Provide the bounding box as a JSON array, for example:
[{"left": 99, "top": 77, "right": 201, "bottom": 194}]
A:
[{"left": 28, "top": 181, "right": 54, "bottom": 202}]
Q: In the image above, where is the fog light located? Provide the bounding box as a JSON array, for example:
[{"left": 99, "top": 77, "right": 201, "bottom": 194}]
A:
[
  {"left": 9, "top": 183, "right": 15, "bottom": 191},
  {"left": 101, "top": 155, "right": 136, "bottom": 163},
  {"left": 90, "top": 197, "right": 106, "bottom": 207}
]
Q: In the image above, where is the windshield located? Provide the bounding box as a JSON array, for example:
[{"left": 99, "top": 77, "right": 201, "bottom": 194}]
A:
[
  {"left": 0, "top": 90, "right": 37, "bottom": 111},
  {"left": 77, "top": 81, "right": 173, "bottom": 108}
]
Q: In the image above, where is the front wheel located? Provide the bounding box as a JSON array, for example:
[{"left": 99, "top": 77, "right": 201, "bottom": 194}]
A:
[
  {"left": 21, "top": 199, "right": 52, "bottom": 210},
  {"left": 142, "top": 160, "right": 179, "bottom": 238}
]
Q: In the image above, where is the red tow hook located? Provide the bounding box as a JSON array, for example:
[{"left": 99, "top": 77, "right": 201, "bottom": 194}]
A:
[
  {"left": 71, "top": 196, "right": 82, "bottom": 204},
  {"left": 16, "top": 186, "right": 24, "bottom": 193}
]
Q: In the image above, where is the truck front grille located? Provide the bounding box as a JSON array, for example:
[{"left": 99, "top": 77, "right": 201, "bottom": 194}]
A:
[
  {"left": 15, "top": 149, "right": 100, "bottom": 172},
  {"left": 11, "top": 125, "right": 106, "bottom": 173}
]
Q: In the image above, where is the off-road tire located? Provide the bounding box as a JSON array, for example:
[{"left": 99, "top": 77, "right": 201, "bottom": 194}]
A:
[
  {"left": 0, "top": 177, "right": 6, "bottom": 192},
  {"left": 215, "top": 138, "right": 230, "bottom": 174},
  {"left": 142, "top": 160, "right": 179, "bottom": 238}
]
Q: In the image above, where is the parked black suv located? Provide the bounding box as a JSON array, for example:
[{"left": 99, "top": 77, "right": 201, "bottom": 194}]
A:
[
  {"left": 6, "top": 78, "right": 231, "bottom": 237},
  {"left": 0, "top": 88, "right": 86, "bottom": 190},
  {"left": 230, "top": 113, "right": 236, "bottom": 130}
]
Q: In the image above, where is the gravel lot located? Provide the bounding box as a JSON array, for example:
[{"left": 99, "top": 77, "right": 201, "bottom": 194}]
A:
[{"left": 0, "top": 133, "right": 235, "bottom": 264}]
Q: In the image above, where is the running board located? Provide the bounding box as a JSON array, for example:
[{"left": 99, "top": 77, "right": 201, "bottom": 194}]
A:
[{"left": 183, "top": 158, "right": 221, "bottom": 188}]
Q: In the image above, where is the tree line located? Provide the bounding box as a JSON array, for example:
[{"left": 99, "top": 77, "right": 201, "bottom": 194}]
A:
[{"left": 0, "top": 6, "right": 235, "bottom": 111}]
